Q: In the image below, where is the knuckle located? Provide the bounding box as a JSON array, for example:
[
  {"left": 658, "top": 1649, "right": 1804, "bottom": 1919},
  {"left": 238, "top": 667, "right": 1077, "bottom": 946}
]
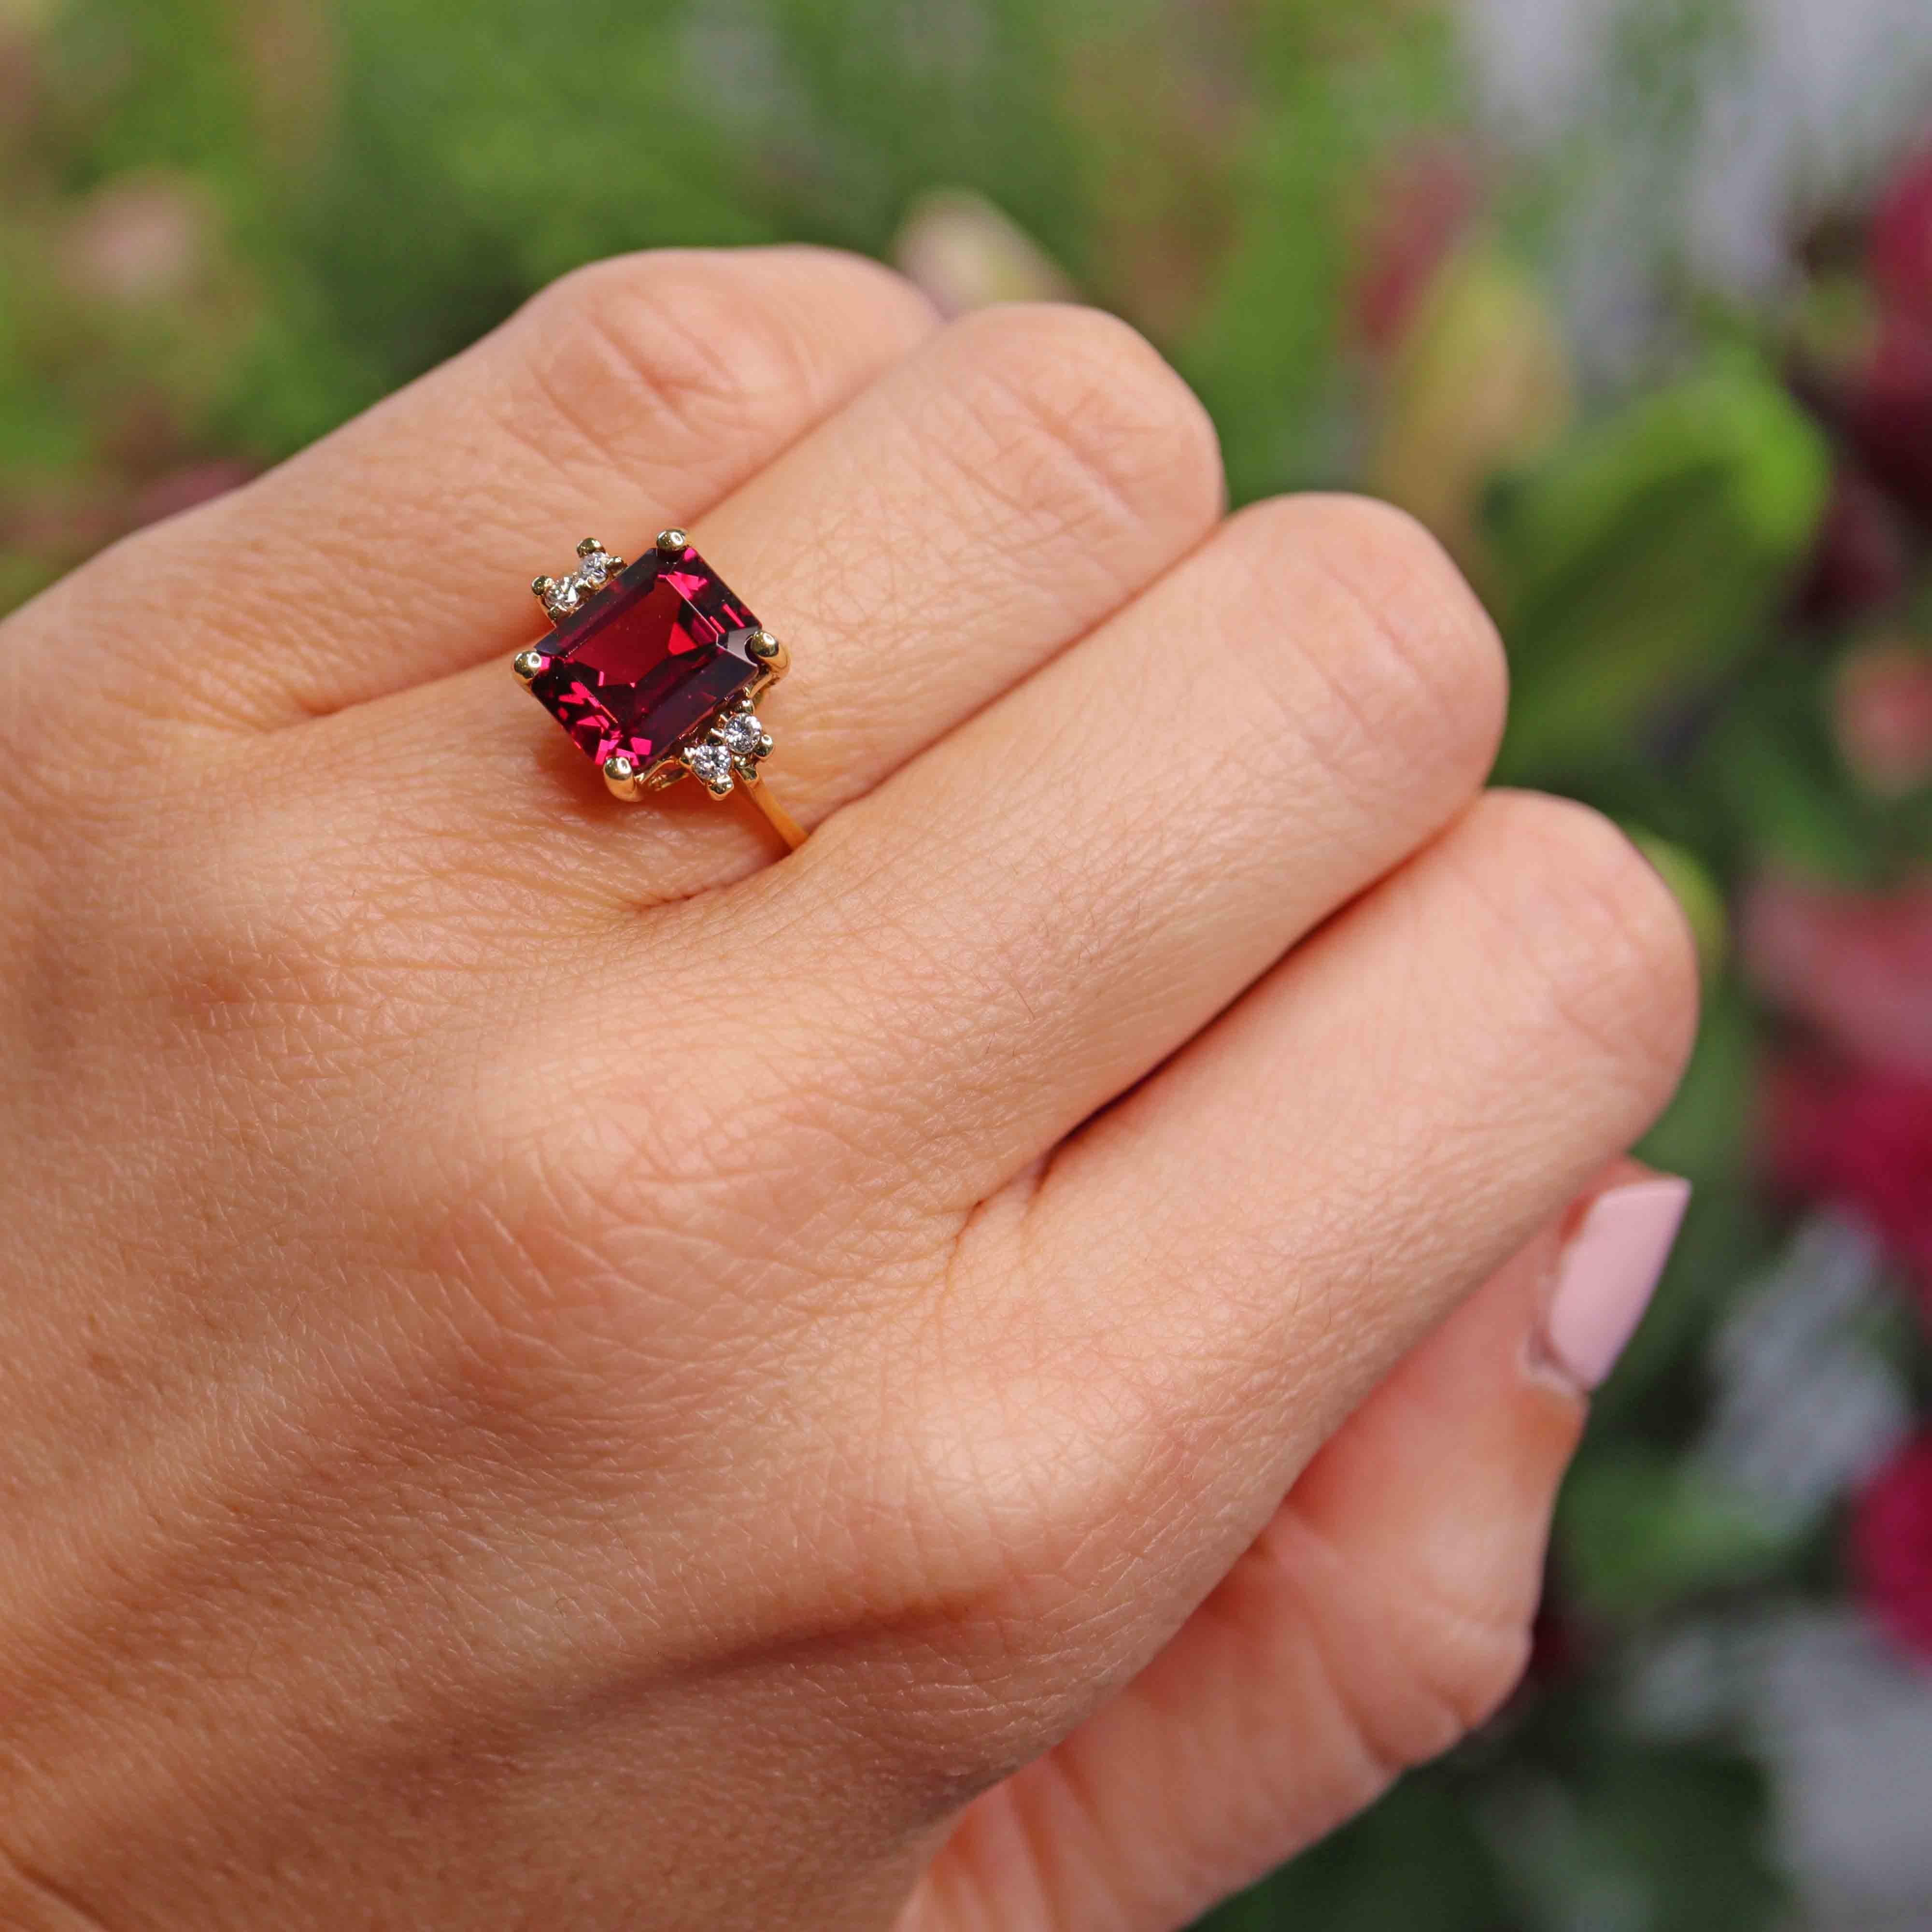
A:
[
  {"left": 509, "top": 246, "right": 927, "bottom": 465},
  {"left": 1366, "top": 1585, "right": 1534, "bottom": 1767},
  {"left": 931, "top": 302, "right": 1223, "bottom": 554},
  {"left": 1464, "top": 792, "right": 1701, "bottom": 1108},
  {"left": 1292, "top": 1519, "right": 1538, "bottom": 1783},
  {"left": 1229, "top": 493, "right": 1506, "bottom": 801}
]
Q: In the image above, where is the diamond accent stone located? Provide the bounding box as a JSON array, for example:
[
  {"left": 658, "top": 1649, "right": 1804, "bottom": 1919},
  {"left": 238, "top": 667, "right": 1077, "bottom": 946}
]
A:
[
  {"left": 526, "top": 541, "right": 763, "bottom": 773},
  {"left": 719, "top": 710, "right": 766, "bottom": 759},
  {"left": 686, "top": 740, "right": 734, "bottom": 789},
  {"left": 575, "top": 548, "right": 612, "bottom": 588},
  {"left": 543, "top": 575, "right": 584, "bottom": 617}
]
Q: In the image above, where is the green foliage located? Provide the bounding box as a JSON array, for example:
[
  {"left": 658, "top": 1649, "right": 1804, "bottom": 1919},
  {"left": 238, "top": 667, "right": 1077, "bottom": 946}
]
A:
[
  {"left": 1490, "top": 353, "right": 1832, "bottom": 782},
  {"left": 1557, "top": 1446, "right": 1799, "bottom": 1620},
  {"left": 1202, "top": 1743, "right": 1785, "bottom": 1932},
  {"left": 1491, "top": 1745, "right": 1786, "bottom": 1932},
  {"left": 1199, "top": 1776, "right": 1514, "bottom": 1932}
]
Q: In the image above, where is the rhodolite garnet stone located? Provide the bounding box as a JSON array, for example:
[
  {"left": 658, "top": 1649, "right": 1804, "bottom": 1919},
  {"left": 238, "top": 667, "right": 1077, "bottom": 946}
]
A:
[{"left": 526, "top": 543, "right": 763, "bottom": 773}]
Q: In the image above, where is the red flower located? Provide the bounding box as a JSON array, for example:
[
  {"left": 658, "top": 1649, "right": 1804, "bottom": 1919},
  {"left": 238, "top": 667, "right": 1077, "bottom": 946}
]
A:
[
  {"left": 1794, "top": 467, "right": 1912, "bottom": 626},
  {"left": 1348, "top": 138, "right": 1482, "bottom": 355},
  {"left": 1763, "top": 1057, "right": 1932, "bottom": 1308},
  {"left": 1871, "top": 140, "right": 1932, "bottom": 327},
  {"left": 1743, "top": 876, "right": 1932, "bottom": 1079},
  {"left": 1850, "top": 1430, "right": 1932, "bottom": 1665},
  {"left": 1844, "top": 312, "right": 1932, "bottom": 531}
]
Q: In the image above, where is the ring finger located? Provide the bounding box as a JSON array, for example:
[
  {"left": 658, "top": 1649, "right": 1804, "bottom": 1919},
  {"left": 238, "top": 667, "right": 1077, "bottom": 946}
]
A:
[{"left": 255, "top": 296, "right": 1224, "bottom": 910}]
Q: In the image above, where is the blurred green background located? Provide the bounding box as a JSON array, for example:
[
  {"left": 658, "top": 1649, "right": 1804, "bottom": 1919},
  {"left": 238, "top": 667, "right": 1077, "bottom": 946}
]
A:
[{"left": 6, "top": 0, "right": 1932, "bottom": 1925}]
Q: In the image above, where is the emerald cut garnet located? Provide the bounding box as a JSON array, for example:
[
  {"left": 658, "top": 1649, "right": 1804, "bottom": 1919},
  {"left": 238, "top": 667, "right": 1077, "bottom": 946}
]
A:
[{"left": 526, "top": 543, "right": 762, "bottom": 771}]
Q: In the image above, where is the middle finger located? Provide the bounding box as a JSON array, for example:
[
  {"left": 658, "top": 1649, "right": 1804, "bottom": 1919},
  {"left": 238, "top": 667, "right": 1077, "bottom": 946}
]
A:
[{"left": 701, "top": 491, "right": 1510, "bottom": 1203}]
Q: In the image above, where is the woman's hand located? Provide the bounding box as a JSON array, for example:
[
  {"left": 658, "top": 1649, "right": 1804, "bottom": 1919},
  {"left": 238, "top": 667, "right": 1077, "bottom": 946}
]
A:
[{"left": 0, "top": 247, "right": 1696, "bottom": 1930}]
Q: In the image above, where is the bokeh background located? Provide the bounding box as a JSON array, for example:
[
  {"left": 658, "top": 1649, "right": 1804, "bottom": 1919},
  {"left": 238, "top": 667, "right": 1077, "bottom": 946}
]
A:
[{"left": 5, "top": 0, "right": 1932, "bottom": 1925}]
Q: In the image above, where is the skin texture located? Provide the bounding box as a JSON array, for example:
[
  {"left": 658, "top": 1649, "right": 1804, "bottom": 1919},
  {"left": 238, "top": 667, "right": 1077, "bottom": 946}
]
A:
[{"left": 0, "top": 246, "right": 1698, "bottom": 1931}]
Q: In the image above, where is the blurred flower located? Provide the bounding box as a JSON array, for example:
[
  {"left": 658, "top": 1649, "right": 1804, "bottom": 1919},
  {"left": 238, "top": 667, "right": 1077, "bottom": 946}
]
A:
[
  {"left": 1794, "top": 467, "right": 1911, "bottom": 627},
  {"left": 890, "top": 189, "right": 1075, "bottom": 319},
  {"left": 1834, "top": 142, "right": 1932, "bottom": 529},
  {"left": 1869, "top": 141, "right": 1932, "bottom": 327},
  {"left": 129, "top": 460, "right": 253, "bottom": 530},
  {"left": 1524, "top": 1593, "right": 1592, "bottom": 1689},
  {"left": 1763, "top": 1056, "right": 1932, "bottom": 1302},
  {"left": 1833, "top": 641, "right": 1932, "bottom": 796},
  {"left": 1843, "top": 311, "right": 1932, "bottom": 531},
  {"left": 61, "top": 176, "right": 204, "bottom": 306},
  {"left": 1349, "top": 137, "right": 1482, "bottom": 355},
  {"left": 1367, "top": 244, "right": 1572, "bottom": 578},
  {"left": 1744, "top": 876, "right": 1932, "bottom": 1076},
  {"left": 1850, "top": 1429, "right": 1932, "bottom": 1665}
]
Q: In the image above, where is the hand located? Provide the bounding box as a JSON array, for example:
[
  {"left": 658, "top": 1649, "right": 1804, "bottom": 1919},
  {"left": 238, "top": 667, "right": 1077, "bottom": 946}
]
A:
[{"left": 0, "top": 247, "right": 1696, "bottom": 1930}]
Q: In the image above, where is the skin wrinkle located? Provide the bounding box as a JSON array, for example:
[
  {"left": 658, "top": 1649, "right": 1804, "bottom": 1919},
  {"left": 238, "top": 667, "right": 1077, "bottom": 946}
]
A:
[
  {"left": 0, "top": 1836, "right": 115, "bottom": 1932},
  {"left": 905, "top": 314, "right": 1221, "bottom": 578}
]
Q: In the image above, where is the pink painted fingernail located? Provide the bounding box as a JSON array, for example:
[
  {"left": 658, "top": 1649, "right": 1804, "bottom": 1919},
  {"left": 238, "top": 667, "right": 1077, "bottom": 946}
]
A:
[{"left": 1539, "top": 1177, "right": 1691, "bottom": 1392}]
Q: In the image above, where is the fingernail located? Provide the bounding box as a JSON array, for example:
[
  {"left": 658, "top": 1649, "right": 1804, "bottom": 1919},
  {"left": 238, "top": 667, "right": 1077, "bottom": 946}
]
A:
[{"left": 1538, "top": 1176, "right": 1691, "bottom": 1392}]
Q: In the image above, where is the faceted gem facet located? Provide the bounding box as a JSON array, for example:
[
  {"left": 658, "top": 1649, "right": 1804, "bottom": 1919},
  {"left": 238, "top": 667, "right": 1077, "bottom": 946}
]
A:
[{"left": 526, "top": 543, "right": 763, "bottom": 772}]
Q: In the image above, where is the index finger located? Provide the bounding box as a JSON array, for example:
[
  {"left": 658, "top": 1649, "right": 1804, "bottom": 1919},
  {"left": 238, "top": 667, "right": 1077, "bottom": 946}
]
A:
[{"left": 28, "top": 246, "right": 937, "bottom": 731}]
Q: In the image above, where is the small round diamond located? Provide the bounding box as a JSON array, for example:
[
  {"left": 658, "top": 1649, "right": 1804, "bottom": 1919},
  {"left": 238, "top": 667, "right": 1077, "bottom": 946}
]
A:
[
  {"left": 576, "top": 550, "right": 611, "bottom": 587},
  {"left": 719, "top": 711, "right": 766, "bottom": 759},
  {"left": 686, "top": 741, "right": 733, "bottom": 788},
  {"left": 544, "top": 575, "right": 584, "bottom": 616}
]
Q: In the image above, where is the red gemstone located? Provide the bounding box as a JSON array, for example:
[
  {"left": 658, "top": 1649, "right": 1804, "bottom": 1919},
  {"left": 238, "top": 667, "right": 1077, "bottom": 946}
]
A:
[{"left": 527, "top": 545, "right": 762, "bottom": 770}]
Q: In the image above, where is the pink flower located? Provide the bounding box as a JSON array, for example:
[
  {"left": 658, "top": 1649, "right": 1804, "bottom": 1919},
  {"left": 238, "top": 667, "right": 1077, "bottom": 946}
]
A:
[
  {"left": 1834, "top": 642, "right": 1932, "bottom": 797},
  {"left": 1850, "top": 1430, "right": 1932, "bottom": 1665},
  {"left": 129, "top": 461, "right": 254, "bottom": 531},
  {"left": 1348, "top": 138, "right": 1483, "bottom": 356},
  {"left": 1743, "top": 876, "right": 1932, "bottom": 1079},
  {"left": 61, "top": 177, "right": 205, "bottom": 307},
  {"left": 1763, "top": 1057, "right": 1932, "bottom": 1305}
]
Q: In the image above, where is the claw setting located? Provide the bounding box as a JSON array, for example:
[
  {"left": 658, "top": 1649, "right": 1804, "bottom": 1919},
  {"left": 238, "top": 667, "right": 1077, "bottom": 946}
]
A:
[
  {"left": 535, "top": 540, "right": 623, "bottom": 618},
  {"left": 516, "top": 534, "right": 785, "bottom": 801},
  {"left": 680, "top": 698, "right": 774, "bottom": 796}
]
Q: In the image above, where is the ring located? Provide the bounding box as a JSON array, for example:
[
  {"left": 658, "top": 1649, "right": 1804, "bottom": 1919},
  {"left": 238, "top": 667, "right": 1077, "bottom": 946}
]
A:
[{"left": 512, "top": 529, "right": 807, "bottom": 852}]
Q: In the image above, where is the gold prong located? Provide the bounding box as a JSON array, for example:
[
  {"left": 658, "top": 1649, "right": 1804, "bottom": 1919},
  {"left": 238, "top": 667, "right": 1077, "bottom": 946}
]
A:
[
  {"left": 747, "top": 629, "right": 789, "bottom": 686},
  {"left": 602, "top": 753, "right": 645, "bottom": 801},
  {"left": 655, "top": 527, "right": 687, "bottom": 555},
  {"left": 575, "top": 537, "right": 603, "bottom": 557},
  {"left": 512, "top": 648, "right": 548, "bottom": 684},
  {"left": 531, "top": 575, "right": 555, "bottom": 601}
]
